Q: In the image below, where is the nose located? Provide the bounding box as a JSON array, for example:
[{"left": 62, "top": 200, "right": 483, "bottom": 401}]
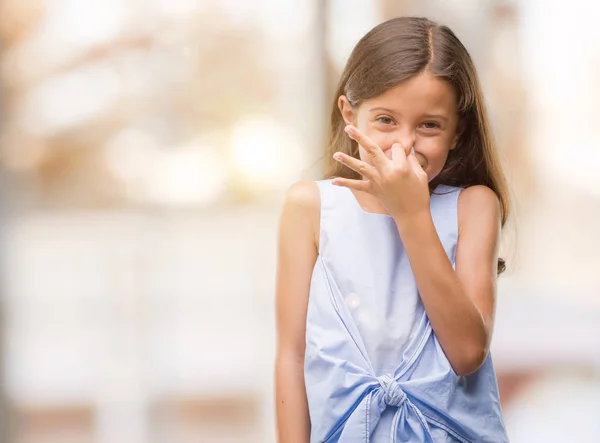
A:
[
  {"left": 380, "top": 129, "right": 416, "bottom": 156},
  {"left": 392, "top": 130, "right": 416, "bottom": 155}
]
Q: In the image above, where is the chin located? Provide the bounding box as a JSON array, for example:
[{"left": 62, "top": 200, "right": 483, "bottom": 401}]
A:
[
  {"left": 423, "top": 168, "right": 437, "bottom": 183},
  {"left": 427, "top": 171, "right": 444, "bottom": 184}
]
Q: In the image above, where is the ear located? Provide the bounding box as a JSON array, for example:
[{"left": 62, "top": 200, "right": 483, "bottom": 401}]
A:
[
  {"left": 338, "top": 95, "right": 357, "bottom": 126},
  {"left": 449, "top": 118, "right": 466, "bottom": 150}
]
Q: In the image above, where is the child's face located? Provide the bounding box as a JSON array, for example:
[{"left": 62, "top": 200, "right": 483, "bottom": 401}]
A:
[{"left": 339, "top": 72, "right": 461, "bottom": 182}]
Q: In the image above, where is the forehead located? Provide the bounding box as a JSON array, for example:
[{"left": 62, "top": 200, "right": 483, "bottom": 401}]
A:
[{"left": 362, "top": 72, "right": 457, "bottom": 115}]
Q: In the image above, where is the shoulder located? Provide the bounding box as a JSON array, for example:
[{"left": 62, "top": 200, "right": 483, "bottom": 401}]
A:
[
  {"left": 279, "top": 180, "right": 321, "bottom": 246},
  {"left": 457, "top": 185, "right": 501, "bottom": 233},
  {"left": 458, "top": 185, "right": 500, "bottom": 215},
  {"left": 283, "top": 180, "right": 320, "bottom": 211}
]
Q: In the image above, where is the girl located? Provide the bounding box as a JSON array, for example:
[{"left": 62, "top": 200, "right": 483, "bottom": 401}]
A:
[{"left": 275, "top": 17, "right": 509, "bottom": 443}]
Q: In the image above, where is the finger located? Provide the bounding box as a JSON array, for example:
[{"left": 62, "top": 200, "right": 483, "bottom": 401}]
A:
[
  {"left": 333, "top": 152, "right": 376, "bottom": 178},
  {"left": 391, "top": 143, "right": 407, "bottom": 167},
  {"left": 344, "top": 125, "right": 388, "bottom": 168},
  {"left": 331, "top": 177, "right": 370, "bottom": 192}
]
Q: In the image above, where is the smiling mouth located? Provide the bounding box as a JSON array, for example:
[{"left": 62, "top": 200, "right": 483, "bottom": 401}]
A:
[
  {"left": 414, "top": 152, "right": 427, "bottom": 168},
  {"left": 383, "top": 148, "right": 426, "bottom": 168}
]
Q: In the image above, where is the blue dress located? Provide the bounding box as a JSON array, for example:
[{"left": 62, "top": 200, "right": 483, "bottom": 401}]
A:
[{"left": 304, "top": 179, "right": 509, "bottom": 443}]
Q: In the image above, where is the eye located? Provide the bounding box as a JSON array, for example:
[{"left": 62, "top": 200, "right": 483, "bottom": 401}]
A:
[
  {"left": 376, "top": 116, "right": 395, "bottom": 125},
  {"left": 421, "top": 121, "right": 440, "bottom": 130}
]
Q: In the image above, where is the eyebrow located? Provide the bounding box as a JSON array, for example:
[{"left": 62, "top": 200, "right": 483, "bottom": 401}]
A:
[
  {"left": 369, "top": 107, "right": 449, "bottom": 122},
  {"left": 423, "top": 113, "right": 449, "bottom": 122}
]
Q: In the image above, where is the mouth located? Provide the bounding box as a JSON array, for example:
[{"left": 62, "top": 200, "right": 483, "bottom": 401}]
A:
[
  {"left": 382, "top": 148, "right": 427, "bottom": 169},
  {"left": 414, "top": 152, "right": 427, "bottom": 169}
]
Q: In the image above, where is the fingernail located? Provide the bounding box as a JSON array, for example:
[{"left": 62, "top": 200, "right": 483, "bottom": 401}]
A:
[
  {"left": 333, "top": 153, "right": 343, "bottom": 162},
  {"left": 411, "top": 146, "right": 415, "bottom": 154},
  {"left": 344, "top": 125, "right": 353, "bottom": 134}
]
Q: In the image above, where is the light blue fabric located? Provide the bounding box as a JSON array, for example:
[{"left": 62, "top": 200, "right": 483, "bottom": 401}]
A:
[{"left": 304, "top": 179, "right": 508, "bottom": 443}]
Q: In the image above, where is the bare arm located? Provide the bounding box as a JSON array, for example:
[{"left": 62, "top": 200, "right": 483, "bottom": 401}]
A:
[
  {"left": 274, "top": 180, "right": 320, "bottom": 442},
  {"left": 395, "top": 185, "right": 500, "bottom": 376}
]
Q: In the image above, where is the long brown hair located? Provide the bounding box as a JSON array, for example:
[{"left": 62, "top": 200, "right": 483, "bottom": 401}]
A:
[{"left": 324, "top": 17, "right": 510, "bottom": 273}]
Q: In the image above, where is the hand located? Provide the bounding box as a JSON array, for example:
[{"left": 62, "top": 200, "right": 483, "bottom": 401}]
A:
[{"left": 332, "top": 125, "right": 430, "bottom": 220}]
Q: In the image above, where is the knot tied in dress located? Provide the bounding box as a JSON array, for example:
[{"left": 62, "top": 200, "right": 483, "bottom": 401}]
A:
[{"left": 378, "top": 374, "right": 407, "bottom": 407}]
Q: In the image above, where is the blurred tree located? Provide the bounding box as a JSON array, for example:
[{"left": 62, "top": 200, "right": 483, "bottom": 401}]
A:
[{"left": 1, "top": 7, "right": 276, "bottom": 209}]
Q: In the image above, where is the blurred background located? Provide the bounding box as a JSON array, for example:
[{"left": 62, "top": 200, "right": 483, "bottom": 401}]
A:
[{"left": 0, "top": 0, "right": 599, "bottom": 442}]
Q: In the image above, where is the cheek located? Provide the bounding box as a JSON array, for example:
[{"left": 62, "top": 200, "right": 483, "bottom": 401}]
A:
[
  {"left": 416, "top": 138, "right": 451, "bottom": 174},
  {"left": 416, "top": 137, "right": 447, "bottom": 155},
  {"left": 356, "top": 116, "right": 394, "bottom": 143},
  {"left": 356, "top": 125, "right": 394, "bottom": 163}
]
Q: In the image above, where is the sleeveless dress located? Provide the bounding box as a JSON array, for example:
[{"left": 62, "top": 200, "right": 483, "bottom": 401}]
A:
[{"left": 304, "top": 179, "right": 508, "bottom": 443}]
